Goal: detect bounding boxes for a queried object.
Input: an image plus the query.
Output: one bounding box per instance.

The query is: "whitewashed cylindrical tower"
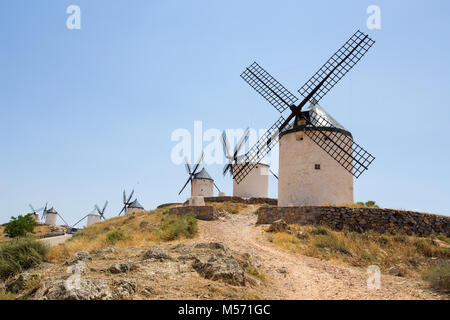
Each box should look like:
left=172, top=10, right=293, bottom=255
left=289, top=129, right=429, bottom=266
left=233, top=163, right=269, bottom=198
left=31, top=213, right=39, bottom=222
left=45, top=208, right=58, bottom=226
left=278, top=103, right=354, bottom=207
left=191, top=168, right=214, bottom=197
left=87, top=214, right=101, bottom=226
left=127, top=199, right=144, bottom=214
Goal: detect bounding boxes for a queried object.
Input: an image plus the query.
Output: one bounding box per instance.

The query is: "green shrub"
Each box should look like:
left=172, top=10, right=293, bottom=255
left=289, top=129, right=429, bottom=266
left=106, top=229, right=126, bottom=244
left=365, top=201, right=378, bottom=208
left=159, top=214, right=198, bottom=241
left=0, top=238, right=49, bottom=280
left=4, top=214, right=37, bottom=238
left=356, top=201, right=379, bottom=208
left=423, top=262, right=450, bottom=291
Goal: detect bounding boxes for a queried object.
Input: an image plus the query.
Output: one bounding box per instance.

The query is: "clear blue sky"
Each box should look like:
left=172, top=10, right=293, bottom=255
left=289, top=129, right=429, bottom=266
left=1, top=0, right=449, bottom=224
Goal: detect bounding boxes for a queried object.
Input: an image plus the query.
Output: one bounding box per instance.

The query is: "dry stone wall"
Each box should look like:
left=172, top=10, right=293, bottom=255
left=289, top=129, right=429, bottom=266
left=257, top=206, right=450, bottom=237
left=168, top=206, right=225, bottom=221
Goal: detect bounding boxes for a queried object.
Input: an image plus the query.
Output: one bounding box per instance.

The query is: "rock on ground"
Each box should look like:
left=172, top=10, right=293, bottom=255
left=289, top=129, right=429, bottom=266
left=267, top=219, right=290, bottom=233
left=35, top=278, right=112, bottom=300
left=192, top=254, right=245, bottom=286
left=108, top=261, right=135, bottom=274
left=142, top=247, right=170, bottom=261
left=65, top=251, right=92, bottom=265
left=91, top=247, right=118, bottom=256
left=113, top=279, right=137, bottom=299
left=5, top=273, right=40, bottom=294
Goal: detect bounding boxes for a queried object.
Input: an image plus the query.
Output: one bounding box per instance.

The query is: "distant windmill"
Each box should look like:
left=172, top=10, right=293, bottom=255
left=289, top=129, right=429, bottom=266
left=127, top=199, right=145, bottom=214
left=72, top=201, right=108, bottom=228
left=118, top=190, right=135, bottom=216
left=222, top=129, right=270, bottom=198
left=178, top=152, right=202, bottom=196
left=44, top=206, right=69, bottom=226
left=178, top=152, right=220, bottom=197
left=38, top=203, right=49, bottom=221
left=95, top=201, right=108, bottom=220
left=28, top=204, right=45, bottom=221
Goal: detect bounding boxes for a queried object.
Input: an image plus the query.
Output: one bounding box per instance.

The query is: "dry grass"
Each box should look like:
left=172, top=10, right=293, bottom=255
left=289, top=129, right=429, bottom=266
left=0, top=226, right=6, bottom=243
left=320, top=202, right=379, bottom=208
left=47, top=208, right=197, bottom=262
left=269, top=224, right=450, bottom=280
left=423, top=262, right=450, bottom=292
left=0, top=238, right=49, bottom=280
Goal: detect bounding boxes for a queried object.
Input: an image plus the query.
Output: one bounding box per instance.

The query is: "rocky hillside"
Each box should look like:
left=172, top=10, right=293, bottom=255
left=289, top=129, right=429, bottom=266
left=1, top=202, right=449, bottom=300
left=5, top=241, right=264, bottom=300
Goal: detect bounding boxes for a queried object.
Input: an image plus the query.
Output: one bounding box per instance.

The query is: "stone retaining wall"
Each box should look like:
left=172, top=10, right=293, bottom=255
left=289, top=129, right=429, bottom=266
left=256, top=206, right=450, bottom=237
left=157, top=203, right=182, bottom=209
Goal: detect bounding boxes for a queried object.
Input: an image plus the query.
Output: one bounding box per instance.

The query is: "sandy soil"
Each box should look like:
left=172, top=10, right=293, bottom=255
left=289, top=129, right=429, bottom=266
left=195, top=213, right=446, bottom=300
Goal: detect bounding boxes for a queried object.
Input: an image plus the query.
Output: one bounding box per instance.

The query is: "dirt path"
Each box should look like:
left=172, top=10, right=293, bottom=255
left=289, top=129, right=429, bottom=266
left=197, top=213, right=444, bottom=300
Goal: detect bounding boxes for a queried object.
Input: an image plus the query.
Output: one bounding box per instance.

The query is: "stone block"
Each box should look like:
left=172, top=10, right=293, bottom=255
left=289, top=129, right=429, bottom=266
left=188, top=196, right=205, bottom=206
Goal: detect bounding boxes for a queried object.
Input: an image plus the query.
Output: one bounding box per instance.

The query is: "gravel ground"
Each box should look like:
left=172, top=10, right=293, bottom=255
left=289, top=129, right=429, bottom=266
left=195, top=213, right=447, bottom=300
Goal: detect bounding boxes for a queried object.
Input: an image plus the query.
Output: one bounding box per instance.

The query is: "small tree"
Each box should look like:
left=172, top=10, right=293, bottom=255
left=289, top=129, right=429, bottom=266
left=365, top=201, right=378, bottom=208
left=4, top=214, right=37, bottom=238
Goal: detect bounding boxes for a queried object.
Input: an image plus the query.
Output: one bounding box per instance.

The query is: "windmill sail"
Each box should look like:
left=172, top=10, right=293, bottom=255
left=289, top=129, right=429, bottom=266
left=303, top=107, right=375, bottom=178
left=298, top=30, right=375, bottom=104
left=241, top=62, right=298, bottom=113
left=233, top=116, right=285, bottom=183
left=178, top=152, right=204, bottom=195
left=237, top=30, right=376, bottom=183
left=222, top=129, right=250, bottom=177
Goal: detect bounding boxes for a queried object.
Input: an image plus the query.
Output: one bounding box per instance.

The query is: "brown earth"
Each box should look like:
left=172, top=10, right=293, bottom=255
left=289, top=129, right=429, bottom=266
left=2, top=210, right=448, bottom=300
left=193, top=213, right=447, bottom=300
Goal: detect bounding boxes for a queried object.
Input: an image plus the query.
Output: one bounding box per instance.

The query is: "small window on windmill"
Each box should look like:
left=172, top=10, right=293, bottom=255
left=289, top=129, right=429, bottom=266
left=315, top=164, right=321, bottom=170
left=296, top=132, right=303, bottom=141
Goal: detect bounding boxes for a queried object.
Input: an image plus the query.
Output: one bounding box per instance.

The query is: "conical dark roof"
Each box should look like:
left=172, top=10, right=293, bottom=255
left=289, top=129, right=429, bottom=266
left=46, top=207, right=58, bottom=214
left=193, top=168, right=213, bottom=180
left=128, top=199, right=144, bottom=209
left=305, top=103, right=349, bottom=132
